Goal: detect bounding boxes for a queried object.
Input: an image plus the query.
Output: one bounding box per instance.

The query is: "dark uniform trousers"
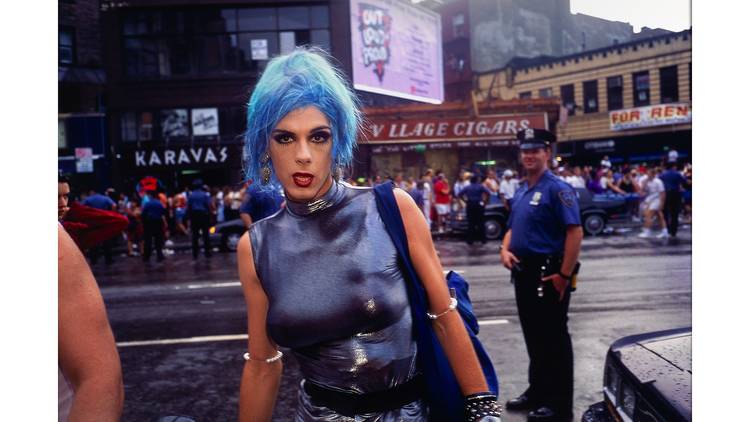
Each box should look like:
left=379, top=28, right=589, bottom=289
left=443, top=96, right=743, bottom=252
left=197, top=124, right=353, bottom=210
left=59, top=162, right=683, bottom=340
left=190, top=211, right=211, bottom=258
left=664, top=191, right=682, bottom=236
left=466, top=202, right=485, bottom=244
left=142, top=218, right=164, bottom=261
left=512, top=256, right=573, bottom=416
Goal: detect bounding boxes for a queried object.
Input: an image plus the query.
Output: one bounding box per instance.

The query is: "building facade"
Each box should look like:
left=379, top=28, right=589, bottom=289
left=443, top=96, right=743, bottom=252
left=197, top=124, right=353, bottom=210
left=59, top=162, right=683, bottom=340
left=101, top=0, right=352, bottom=192
left=59, top=0, right=110, bottom=191
left=475, top=29, right=692, bottom=165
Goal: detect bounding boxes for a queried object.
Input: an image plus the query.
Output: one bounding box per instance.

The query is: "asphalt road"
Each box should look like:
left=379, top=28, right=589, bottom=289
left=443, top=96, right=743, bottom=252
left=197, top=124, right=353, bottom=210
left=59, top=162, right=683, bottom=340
left=92, top=227, right=692, bottom=422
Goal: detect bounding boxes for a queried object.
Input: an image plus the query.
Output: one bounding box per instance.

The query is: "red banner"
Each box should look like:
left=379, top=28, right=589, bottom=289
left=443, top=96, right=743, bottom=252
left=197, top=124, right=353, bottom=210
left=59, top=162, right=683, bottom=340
left=362, top=113, right=548, bottom=143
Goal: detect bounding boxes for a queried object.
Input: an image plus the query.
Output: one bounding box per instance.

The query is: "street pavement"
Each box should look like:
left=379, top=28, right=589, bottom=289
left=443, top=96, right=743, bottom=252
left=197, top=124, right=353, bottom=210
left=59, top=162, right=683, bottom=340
left=91, top=225, right=692, bottom=422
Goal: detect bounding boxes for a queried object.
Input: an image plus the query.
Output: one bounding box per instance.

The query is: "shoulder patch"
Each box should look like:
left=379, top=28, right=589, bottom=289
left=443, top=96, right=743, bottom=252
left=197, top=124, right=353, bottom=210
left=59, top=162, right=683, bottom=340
left=558, top=190, right=576, bottom=208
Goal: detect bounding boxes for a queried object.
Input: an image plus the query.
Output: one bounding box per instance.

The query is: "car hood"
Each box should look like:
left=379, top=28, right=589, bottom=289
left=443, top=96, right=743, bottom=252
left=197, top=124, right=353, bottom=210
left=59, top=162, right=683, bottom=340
left=612, top=327, right=691, bottom=419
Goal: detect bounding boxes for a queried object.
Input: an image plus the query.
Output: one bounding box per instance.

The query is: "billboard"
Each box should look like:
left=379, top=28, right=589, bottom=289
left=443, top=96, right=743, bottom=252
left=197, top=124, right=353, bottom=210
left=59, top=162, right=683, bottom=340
left=350, top=0, right=443, bottom=104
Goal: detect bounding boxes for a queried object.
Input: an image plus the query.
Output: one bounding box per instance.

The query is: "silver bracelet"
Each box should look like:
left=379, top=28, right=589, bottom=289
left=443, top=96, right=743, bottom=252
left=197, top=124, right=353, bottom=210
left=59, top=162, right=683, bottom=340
left=427, top=297, right=458, bottom=320
left=243, top=350, right=283, bottom=363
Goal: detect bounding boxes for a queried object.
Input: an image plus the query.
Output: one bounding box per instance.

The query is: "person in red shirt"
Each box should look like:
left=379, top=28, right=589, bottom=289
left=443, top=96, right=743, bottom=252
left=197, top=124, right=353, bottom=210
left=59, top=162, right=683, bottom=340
left=433, top=171, right=452, bottom=234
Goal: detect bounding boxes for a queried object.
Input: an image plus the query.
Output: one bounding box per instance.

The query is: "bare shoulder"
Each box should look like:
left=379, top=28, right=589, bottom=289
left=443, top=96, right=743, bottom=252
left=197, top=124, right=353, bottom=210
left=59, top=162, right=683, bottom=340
left=393, top=187, right=418, bottom=211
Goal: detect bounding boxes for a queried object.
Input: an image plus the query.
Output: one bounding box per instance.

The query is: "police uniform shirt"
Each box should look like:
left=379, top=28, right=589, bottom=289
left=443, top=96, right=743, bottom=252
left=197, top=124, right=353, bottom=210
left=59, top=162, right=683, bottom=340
left=141, top=199, right=165, bottom=221
left=508, top=170, right=581, bottom=258
left=459, top=183, right=492, bottom=204
left=187, top=189, right=211, bottom=213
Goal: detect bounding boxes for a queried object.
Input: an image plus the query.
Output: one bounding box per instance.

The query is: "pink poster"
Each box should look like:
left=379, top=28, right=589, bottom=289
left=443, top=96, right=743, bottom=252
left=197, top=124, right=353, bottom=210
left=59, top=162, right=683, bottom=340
left=350, top=0, right=444, bottom=104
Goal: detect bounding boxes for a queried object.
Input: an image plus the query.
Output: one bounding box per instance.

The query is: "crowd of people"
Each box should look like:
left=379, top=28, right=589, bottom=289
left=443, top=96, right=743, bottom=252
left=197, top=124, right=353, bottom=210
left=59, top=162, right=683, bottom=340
left=339, top=153, right=692, bottom=241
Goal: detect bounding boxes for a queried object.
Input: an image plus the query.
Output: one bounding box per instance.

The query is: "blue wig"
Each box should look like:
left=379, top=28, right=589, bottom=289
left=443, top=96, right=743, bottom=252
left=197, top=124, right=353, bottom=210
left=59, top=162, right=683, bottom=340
left=243, top=47, right=362, bottom=189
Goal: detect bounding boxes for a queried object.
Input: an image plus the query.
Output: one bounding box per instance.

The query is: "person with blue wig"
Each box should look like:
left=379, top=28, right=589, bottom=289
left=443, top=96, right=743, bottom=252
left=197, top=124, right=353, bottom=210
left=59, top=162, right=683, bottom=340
left=236, top=47, right=502, bottom=422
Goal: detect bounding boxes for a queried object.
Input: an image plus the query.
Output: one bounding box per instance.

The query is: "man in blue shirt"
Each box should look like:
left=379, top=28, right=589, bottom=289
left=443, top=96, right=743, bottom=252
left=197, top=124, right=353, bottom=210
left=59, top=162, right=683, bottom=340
left=239, top=182, right=284, bottom=229
left=659, top=162, right=687, bottom=237
left=500, top=128, right=583, bottom=421
left=82, top=189, right=117, bottom=265
left=141, top=190, right=166, bottom=262
left=458, top=175, right=491, bottom=244
left=187, top=179, right=215, bottom=259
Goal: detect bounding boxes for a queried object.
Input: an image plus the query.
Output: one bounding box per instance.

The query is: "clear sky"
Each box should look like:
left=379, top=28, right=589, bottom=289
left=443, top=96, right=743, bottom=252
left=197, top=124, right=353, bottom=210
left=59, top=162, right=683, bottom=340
left=570, top=0, right=692, bottom=33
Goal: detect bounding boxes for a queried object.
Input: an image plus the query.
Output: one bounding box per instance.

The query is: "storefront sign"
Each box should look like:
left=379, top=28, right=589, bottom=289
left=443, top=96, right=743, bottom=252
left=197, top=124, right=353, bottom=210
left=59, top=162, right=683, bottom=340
left=364, top=113, right=547, bottom=143
left=350, top=0, right=443, bottom=104
left=133, top=146, right=229, bottom=168
left=609, top=103, right=691, bottom=131
left=191, top=108, right=219, bottom=136
left=371, top=139, right=518, bottom=154
left=75, top=147, right=94, bottom=173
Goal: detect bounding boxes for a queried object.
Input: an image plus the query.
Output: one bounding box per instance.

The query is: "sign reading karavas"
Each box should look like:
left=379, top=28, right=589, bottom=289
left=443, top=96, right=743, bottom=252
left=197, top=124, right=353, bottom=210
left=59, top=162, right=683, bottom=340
left=363, top=114, right=548, bottom=143
left=610, top=103, right=691, bottom=131
left=350, top=0, right=443, bottom=104
left=133, top=146, right=229, bottom=168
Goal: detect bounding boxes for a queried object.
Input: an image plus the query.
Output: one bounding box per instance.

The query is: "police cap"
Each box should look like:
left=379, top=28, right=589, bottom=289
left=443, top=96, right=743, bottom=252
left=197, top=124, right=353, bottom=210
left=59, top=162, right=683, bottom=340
left=517, top=128, right=556, bottom=150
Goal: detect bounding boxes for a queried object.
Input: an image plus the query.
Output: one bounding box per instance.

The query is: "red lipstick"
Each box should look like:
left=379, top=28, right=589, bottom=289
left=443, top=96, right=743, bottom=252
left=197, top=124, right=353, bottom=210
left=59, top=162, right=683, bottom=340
left=292, top=172, right=314, bottom=188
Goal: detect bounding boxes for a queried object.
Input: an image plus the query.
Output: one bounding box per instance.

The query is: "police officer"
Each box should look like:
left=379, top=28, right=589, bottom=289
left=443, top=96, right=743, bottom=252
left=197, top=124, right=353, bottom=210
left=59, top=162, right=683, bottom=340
left=187, top=179, right=215, bottom=259
left=458, top=175, right=491, bottom=244
left=500, top=128, right=583, bottom=421
left=141, top=190, right=166, bottom=263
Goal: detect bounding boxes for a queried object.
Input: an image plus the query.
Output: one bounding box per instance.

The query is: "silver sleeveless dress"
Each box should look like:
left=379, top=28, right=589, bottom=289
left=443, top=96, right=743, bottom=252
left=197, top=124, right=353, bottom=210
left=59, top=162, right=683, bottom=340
left=249, top=181, right=428, bottom=421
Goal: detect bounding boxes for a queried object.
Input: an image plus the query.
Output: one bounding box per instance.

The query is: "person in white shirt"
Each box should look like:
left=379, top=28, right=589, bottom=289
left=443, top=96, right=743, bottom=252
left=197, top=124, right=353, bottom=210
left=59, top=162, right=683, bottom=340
left=600, top=155, right=612, bottom=169
left=564, top=166, right=586, bottom=189
left=499, top=169, right=517, bottom=208
left=638, top=168, right=668, bottom=238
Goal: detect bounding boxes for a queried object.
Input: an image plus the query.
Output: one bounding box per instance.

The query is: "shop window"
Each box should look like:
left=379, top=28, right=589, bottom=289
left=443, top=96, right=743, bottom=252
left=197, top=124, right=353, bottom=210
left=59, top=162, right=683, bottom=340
left=139, top=112, right=154, bottom=141
left=195, top=9, right=236, bottom=33
left=59, top=28, right=75, bottom=65
left=632, top=71, right=650, bottom=107
left=519, top=91, right=532, bottom=99
left=310, top=6, right=329, bottom=28
left=311, top=29, right=331, bottom=51
left=239, top=32, right=279, bottom=72
left=539, top=88, right=553, bottom=98
left=197, top=34, right=239, bottom=73
left=560, top=84, right=576, bottom=116
left=659, top=65, right=679, bottom=103
left=583, top=80, right=598, bottom=113
left=606, top=75, right=623, bottom=111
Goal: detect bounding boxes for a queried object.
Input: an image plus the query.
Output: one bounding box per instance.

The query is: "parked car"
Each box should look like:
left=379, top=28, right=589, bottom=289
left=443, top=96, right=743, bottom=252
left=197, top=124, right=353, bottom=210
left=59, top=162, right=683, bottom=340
left=577, top=189, right=633, bottom=236
left=209, top=218, right=246, bottom=252
left=450, top=188, right=633, bottom=239
left=449, top=202, right=509, bottom=241
left=582, top=327, right=691, bottom=422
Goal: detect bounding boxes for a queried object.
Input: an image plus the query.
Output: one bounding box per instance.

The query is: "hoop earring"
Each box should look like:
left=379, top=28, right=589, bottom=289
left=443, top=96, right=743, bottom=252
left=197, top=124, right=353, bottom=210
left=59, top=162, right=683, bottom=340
left=261, top=153, right=271, bottom=185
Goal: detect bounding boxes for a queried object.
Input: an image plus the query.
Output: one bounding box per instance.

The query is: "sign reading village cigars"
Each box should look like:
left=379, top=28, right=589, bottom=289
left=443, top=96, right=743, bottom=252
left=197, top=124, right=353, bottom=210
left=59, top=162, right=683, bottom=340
left=126, top=145, right=240, bottom=169
left=362, top=113, right=548, bottom=144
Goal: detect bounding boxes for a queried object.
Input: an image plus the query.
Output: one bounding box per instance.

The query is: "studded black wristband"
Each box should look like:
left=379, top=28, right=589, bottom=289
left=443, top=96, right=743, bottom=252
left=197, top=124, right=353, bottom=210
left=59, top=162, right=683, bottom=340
left=464, top=392, right=503, bottom=421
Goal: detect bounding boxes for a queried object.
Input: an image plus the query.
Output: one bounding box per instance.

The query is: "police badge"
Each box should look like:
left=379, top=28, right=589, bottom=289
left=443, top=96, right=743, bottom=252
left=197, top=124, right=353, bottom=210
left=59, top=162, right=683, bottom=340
left=530, top=191, right=542, bottom=206
left=558, top=190, right=577, bottom=208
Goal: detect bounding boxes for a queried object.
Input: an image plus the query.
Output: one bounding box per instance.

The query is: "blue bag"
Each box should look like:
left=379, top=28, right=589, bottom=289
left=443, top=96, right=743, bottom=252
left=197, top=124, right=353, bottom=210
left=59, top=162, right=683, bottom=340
left=373, top=183, right=499, bottom=422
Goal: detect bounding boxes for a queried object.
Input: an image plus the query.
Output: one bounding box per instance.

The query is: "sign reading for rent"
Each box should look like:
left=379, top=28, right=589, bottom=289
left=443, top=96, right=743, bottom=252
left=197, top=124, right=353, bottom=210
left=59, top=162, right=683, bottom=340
left=610, top=103, right=691, bottom=131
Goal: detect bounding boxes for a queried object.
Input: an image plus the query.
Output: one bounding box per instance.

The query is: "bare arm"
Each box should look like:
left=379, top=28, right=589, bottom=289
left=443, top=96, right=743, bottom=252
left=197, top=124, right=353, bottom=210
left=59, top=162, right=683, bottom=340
left=393, top=189, right=489, bottom=395
left=58, top=225, right=124, bottom=422
left=237, top=232, right=282, bottom=422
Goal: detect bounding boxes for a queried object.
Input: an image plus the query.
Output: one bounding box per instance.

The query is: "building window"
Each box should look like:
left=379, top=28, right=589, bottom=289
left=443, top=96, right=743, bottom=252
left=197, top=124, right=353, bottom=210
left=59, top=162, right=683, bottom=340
left=632, top=71, right=650, bottom=107
left=606, top=76, right=623, bottom=111
left=121, top=113, right=138, bottom=142
left=122, top=5, right=330, bottom=79
left=659, top=65, right=679, bottom=103
left=560, top=84, right=576, bottom=116
left=583, top=80, right=598, bottom=113
left=539, top=87, right=553, bottom=98
left=519, top=91, right=532, bottom=99
left=452, top=13, right=466, bottom=37
left=59, top=28, right=75, bottom=65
